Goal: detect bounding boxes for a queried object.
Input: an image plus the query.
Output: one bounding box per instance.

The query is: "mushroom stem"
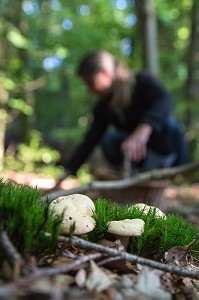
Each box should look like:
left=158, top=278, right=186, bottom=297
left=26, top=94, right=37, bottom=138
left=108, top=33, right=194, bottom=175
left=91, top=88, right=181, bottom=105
left=107, top=219, right=145, bottom=251
left=115, top=235, right=130, bottom=250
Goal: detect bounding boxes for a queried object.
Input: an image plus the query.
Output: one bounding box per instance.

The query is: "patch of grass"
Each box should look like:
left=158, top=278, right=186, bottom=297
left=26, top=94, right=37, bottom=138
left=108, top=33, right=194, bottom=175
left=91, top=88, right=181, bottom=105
left=0, top=178, right=62, bottom=258
left=88, top=198, right=199, bottom=260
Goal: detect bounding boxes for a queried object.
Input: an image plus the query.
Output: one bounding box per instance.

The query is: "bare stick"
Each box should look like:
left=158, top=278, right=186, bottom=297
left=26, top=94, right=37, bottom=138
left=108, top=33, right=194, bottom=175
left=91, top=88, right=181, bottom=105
left=58, top=236, right=199, bottom=279
left=97, top=256, right=124, bottom=266
left=164, top=205, right=199, bottom=216
left=46, top=161, right=199, bottom=201
left=0, top=252, right=104, bottom=299
left=122, top=151, right=133, bottom=178
left=185, top=234, right=199, bottom=255
left=0, top=231, right=28, bottom=277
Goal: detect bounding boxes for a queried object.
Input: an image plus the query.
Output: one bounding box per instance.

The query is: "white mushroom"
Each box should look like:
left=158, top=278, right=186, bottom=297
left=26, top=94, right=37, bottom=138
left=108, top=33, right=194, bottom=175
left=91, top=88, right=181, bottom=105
left=107, top=219, right=145, bottom=249
left=131, top=203, right=166, bottom=219
left=49, top=194, right=96, bottom=235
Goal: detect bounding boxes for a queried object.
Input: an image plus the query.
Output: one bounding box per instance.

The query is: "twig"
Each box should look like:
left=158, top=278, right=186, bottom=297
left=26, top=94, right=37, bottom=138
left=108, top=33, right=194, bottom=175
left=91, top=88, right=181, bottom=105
left=21, top=77, right=45, bottom=92
left=46, top=184, right=89, bottom=201
left=164, top=205, right=199, bottom=216
left=46, top=161, right=199, bottom=201
left=0, top=231, right=28, bottom=277
left=58, top=236, right=199, bottom=279
left=0, top=252, right=104, bottom=299
left=61, top=250, right=79, bottom=259
left=97, top=256, right=124, bottom=266
left=123, top=151, right=133, bottom=178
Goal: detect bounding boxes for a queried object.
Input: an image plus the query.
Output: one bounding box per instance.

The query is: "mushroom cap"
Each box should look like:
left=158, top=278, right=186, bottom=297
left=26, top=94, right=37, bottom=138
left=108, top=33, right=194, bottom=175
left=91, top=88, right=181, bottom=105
left=107, top=219, right=145, bottom=236
left=132, top=203, right=166, bottom=218
left=61, top=213, right=96, bottom=235
left=49, top=194, right=96, bottom=234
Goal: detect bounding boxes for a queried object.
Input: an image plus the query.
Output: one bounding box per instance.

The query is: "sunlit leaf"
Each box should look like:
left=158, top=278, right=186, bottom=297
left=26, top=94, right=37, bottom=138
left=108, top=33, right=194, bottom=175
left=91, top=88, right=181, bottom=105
left=8, top=98, right=33, bottom=115
left=7, top=29, right=29, bottom=49
left=0, top=78, right=16, bottom=91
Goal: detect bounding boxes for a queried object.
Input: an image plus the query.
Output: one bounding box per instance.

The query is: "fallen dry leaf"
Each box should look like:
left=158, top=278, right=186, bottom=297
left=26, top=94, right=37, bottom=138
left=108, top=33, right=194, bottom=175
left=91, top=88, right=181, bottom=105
left=75, top=268, right=87, bottom=288
left=136, top=267, right=172, bottom=300
left=29, top=275, right=74, bottom=294
left=86, top=260, right=116, bottom=292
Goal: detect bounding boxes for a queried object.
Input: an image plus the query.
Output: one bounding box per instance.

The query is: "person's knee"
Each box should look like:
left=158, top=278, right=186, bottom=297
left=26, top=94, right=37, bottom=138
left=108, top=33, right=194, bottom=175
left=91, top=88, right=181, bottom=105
left=167, top=118, right=189, bottom=166
left=100, top=132, right=112, bottom=151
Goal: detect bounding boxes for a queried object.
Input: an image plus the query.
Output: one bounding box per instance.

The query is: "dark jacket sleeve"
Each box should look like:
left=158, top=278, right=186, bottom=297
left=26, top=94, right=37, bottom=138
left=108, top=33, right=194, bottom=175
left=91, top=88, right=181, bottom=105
left=137, top=71, right=173, bottom=132
left=65, top=103, right=109, bottom=175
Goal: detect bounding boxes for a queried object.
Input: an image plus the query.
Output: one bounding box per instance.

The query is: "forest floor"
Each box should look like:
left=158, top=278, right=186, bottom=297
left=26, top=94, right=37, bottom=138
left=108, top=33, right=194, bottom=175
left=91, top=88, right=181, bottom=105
left=1, top=170, right=199, bottom=299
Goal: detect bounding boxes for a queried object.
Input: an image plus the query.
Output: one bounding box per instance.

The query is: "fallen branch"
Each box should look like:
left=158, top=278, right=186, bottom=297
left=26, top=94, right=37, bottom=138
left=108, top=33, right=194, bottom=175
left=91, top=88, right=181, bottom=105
left=0, top=231, right=29, bottom=277
left=1, top=235, right=199, bottom=299
left=58, top=236, right=199, bottom=279
left=164, top=205, right=199, bottom=216
left=97, top=255, right=125, bottom=266
left=46, top=161, right=199, bottom=201
left=0, top=252, right=104, bottom=299
left=21, top=77, right=46, bottom=92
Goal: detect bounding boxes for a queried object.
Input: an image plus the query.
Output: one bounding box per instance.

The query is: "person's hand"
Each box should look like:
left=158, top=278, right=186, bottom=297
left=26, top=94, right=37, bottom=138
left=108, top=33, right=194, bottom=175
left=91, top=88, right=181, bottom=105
left=121, top=124, right=152, bottom=162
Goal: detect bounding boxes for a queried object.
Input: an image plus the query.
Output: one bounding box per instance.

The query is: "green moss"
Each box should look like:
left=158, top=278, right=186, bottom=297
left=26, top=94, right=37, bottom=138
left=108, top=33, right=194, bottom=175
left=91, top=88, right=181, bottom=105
left=1, top=181, right=197, bottom=262
left=88, top=198, right=199, bottom=260
left=0, top=179, right=62, bottom=258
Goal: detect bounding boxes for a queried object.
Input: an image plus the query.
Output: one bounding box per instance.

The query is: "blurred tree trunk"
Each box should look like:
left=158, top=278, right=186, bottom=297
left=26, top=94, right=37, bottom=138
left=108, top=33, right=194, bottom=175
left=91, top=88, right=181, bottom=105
left=11, top=0, right=32, bottom=143
left=185, top=0, right=199, bottom=127
left=0, top=84, right=9, bottom=170
left=135, top=0, right=159, bottom=76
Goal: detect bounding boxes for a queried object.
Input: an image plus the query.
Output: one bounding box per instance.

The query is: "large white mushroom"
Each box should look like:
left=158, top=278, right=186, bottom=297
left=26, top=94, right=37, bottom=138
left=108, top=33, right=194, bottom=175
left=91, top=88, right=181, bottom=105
left=49, top=194, right=96, bottom=235
left=130, top=203, right=166, bottom=219
left=107, top=218, right=145, bottom=249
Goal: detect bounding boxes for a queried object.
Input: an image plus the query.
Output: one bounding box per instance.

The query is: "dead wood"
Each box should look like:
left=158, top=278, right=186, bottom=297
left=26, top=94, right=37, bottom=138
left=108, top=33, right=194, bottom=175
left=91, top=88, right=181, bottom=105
left=46, top=161, right=199, bottom=201
left=0, top=252, right=104, bottom=299
left=1, top=235, right=199, bottom=299
left=1, top=232, right=199, bottom=300
left=97, top=255, right=126, bottom=266
left=59, top=236, right=199, bottom=279
left=0, top=231, right=31, bottom=277
left=164, top=205, right=199, bottom=216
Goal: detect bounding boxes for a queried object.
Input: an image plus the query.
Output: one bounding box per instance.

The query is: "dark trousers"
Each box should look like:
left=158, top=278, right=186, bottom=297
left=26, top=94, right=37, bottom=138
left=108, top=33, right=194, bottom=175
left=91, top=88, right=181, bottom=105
left=100, top=118, right=189, bottom=171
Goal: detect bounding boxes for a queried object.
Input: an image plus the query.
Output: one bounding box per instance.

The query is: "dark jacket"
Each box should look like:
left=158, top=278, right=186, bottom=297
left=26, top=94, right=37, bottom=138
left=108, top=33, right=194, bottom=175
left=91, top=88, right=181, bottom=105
left=65, top=71, right=177, bottom=175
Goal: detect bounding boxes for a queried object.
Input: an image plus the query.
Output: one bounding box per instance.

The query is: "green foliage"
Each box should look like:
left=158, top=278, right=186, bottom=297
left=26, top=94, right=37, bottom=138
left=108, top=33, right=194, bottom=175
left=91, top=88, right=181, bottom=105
left=76, top=164, right=94, bottom=184
left=51, top=126, right=88, bottom=144
left=88, top=198, right=199, bottom=260
left=0, top=179, right=62, bottom=258
left=1, top=0, right=199, bottom=171
left=8, top=98, right=33, bottom=115
left=4, top=130, right=61, bottom=176
left=7, top=27, right=29, bottom=49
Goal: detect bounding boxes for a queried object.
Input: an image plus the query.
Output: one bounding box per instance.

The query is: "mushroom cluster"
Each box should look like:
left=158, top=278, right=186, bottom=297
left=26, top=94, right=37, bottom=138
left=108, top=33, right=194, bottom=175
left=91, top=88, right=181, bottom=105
left=49, top=194, right=96, bottom=235
left=49, top=194, right=165, bottom=251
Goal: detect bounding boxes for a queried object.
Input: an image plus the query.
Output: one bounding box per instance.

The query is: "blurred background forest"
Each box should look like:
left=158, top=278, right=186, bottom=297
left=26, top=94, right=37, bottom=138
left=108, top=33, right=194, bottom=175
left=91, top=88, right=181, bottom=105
left=0, top=0, right=198, bottom=179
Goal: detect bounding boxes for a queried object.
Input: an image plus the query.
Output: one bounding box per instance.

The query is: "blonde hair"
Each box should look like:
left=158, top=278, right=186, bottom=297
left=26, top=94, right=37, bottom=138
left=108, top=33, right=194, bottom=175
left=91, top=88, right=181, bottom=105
left=77, top=50, right=135, bottom=111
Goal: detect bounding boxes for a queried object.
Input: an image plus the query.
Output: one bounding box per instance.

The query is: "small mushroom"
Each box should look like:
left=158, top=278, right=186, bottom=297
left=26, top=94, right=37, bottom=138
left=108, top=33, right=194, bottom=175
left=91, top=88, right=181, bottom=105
left=107, top=219, right=145, bottom=249
left=131, top=203, right=166, bottom=218
left=49, top=194, right=96, bottom=235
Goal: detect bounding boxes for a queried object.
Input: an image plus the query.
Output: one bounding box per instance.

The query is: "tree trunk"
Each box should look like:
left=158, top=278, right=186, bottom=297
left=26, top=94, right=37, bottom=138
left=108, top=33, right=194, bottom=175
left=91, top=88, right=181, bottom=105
left=185, top=0, right=199, bottom=127
left=135, top=0, right=159, bottom=76
left=0, top=84, right=9, bottom=170
left=3, top=0, right=33, bottom=143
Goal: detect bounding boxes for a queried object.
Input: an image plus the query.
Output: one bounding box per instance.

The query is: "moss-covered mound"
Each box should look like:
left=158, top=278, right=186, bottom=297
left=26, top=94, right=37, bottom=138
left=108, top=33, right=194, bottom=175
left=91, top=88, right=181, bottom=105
left=88, top=198, right=199, bottom=260
left=0, top=179, right=62, bottom=258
